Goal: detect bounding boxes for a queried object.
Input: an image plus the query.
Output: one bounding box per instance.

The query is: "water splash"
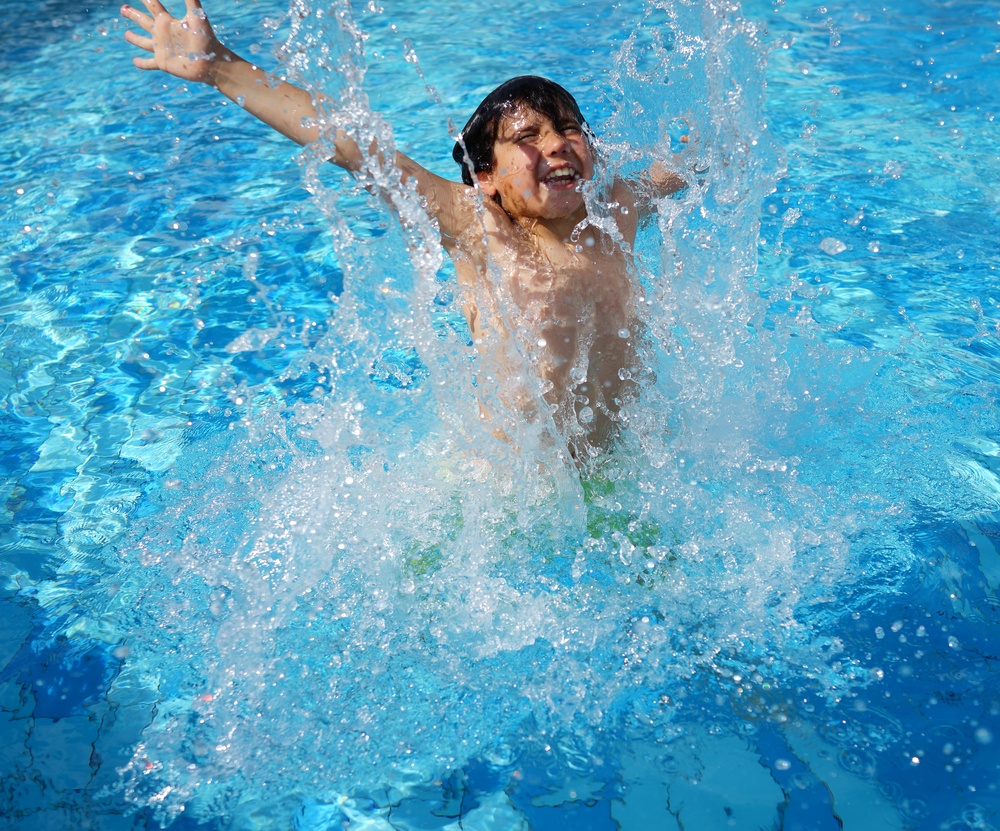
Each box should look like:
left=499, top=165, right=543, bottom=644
left=87, top=0, right=914, bottom=823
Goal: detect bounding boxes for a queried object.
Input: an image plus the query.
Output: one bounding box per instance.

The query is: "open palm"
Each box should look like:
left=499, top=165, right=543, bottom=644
left=123, top=0, right=221, bottom=84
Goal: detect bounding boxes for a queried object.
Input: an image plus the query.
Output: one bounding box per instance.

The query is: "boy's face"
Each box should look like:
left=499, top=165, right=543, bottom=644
left=477, top=106, right=594, bottom=224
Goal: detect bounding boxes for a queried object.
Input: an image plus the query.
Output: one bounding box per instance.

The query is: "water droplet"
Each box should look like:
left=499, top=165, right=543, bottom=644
left=820, top=237, right=847, bottom=255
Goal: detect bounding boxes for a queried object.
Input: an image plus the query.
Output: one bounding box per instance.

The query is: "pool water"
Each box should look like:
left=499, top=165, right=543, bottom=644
left=2, top=0, right=999, bottom=829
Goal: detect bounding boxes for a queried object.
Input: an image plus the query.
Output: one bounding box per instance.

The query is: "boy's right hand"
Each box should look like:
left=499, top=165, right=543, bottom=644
left=122, top=0, right=226, bottom=85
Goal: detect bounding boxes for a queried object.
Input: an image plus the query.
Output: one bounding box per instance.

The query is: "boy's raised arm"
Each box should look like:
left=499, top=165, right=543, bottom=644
left=124, top=0, right=461, bottom=183
left=122, top=0, right=475, bottom=240
left=122, top=0, right=370, bottom=168
left=646, top=160, right=689, bottom=199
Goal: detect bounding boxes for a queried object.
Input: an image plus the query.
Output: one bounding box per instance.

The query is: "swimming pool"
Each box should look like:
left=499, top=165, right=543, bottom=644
left=2, top=0, right=998, bottom=828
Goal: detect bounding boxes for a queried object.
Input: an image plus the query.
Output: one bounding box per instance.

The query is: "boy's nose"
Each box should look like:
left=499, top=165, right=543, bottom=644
left=541, top=130, right=570, bottom=154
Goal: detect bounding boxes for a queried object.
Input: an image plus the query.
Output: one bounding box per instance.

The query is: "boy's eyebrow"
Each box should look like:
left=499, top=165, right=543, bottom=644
left=496, top=111, right=579, bottom=141
left=504, top=124, right=535, bottom=138
left=495, top=118, right=534, bottom=141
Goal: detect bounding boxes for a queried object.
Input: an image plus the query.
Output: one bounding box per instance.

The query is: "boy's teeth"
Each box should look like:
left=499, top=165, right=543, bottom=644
left=544, top=169, right=575, bottom=183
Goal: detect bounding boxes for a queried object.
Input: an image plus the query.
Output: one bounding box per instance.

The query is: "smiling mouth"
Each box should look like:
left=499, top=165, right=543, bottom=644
left=541, top=167, right=580, bottom=188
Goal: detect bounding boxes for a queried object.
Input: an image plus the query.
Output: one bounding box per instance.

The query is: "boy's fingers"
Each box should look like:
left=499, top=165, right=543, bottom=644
left=136, top=0, right=168, bottom=14
left=185, top=0, right=205, bottom=14
left=124, top=29, right=154, bottom=51
left=120, top=5, right=153, bottom=32
left=132, top=56, right=159, bottom=71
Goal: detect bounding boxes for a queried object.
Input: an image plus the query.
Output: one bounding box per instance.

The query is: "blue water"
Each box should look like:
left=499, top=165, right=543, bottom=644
left=2, top=0, right=999, bottom=829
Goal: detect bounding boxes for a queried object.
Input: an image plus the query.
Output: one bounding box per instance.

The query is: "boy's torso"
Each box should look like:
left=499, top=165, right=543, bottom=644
left=451, top=199, right=641, bottom=452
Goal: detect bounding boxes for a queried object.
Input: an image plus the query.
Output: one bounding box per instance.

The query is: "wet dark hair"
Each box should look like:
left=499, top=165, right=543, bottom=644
left=452, top=76, right=589, bottom=186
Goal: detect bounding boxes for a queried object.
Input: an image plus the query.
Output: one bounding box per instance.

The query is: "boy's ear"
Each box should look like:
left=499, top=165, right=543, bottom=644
left=476, top=170, right=497, bottom=197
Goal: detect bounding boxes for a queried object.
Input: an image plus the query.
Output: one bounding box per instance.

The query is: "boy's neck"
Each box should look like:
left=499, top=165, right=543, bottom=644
left=515, top=207, right=589, bottom=246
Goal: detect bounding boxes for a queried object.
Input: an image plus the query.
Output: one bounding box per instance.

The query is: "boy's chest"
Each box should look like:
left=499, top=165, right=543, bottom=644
left=490, top=232, right=634, bottom=323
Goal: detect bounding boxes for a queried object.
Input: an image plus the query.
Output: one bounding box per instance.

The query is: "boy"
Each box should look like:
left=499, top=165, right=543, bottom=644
left=122, top=0, right=686, bottom=461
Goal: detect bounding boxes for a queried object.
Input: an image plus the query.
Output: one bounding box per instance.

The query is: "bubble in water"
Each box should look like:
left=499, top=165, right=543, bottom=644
left=883, top=159, right=903, bottom=178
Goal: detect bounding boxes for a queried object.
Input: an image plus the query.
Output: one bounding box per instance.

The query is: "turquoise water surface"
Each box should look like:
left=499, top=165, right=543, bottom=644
left=2, top=0, right=999, bottom=829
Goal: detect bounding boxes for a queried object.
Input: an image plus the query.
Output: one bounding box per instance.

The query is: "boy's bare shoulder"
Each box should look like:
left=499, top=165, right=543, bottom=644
left=393, top=153, right=482, bottom=243
left=449, top=198, right=523, bottom=255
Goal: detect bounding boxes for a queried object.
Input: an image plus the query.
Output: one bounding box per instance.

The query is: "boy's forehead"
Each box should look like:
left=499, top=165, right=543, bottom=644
left=496, top=105, right=575, bottom=135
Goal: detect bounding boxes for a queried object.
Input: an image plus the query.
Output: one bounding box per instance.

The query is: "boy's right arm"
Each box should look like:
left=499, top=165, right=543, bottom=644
left=122, top=0, right=475, bottom=236
left=123, top=0, right=367, bottom=168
